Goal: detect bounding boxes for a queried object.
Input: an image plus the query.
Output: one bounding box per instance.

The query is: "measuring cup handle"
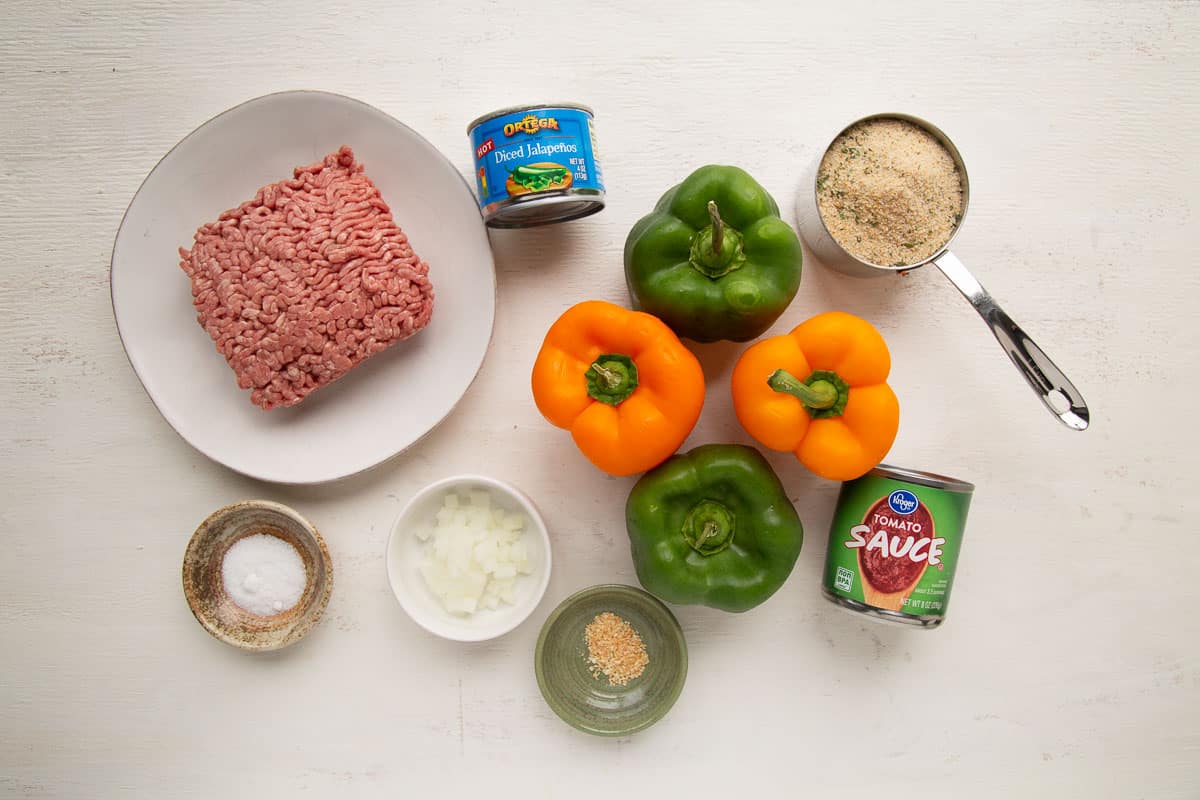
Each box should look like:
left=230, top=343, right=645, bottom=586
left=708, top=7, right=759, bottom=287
left=933, top=252, right=1090, bottom=431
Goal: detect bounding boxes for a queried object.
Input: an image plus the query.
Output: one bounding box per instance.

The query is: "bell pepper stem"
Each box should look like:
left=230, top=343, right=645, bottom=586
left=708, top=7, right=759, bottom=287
left=768, top=369, right=851, bottom=419
left=707, top=200, right=723, bottom=256
left=689, top=201, right=746, bottom=279
left=682, top=499, right=735, bottom=555
left=695, top=520, right=719, bottom=549
left=591, top=363, right=623, bottom=389
left=585, top=353, right=639, bottom=406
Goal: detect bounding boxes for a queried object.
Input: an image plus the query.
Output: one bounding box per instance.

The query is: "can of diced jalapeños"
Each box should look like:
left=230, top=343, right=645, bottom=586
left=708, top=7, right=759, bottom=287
left=822, top=465, right=974, bottom=629
left=467, top=104, right=605, bottom=228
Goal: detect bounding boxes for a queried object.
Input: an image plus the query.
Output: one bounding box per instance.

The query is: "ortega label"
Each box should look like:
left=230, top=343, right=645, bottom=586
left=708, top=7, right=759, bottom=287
left=823, top=472, right=972, bottom=619
left=468, top=106, right=604, bottom=209
left=503, top=114, right=560, bottom=136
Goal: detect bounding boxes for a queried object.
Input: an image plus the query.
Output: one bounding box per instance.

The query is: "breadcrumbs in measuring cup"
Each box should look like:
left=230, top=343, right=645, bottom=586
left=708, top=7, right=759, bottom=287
left=816, top=117, right=964, bottom=267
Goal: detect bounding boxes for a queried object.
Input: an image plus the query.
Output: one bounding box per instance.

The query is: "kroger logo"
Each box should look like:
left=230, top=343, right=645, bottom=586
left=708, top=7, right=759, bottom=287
left=888, top=490, right=919, bottom=515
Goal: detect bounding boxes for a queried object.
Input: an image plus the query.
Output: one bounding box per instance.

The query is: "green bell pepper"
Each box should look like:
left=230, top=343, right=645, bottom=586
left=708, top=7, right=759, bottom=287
left=624, top=165, right=803, bottom=343
left=625, top=444, right=804, bottom=613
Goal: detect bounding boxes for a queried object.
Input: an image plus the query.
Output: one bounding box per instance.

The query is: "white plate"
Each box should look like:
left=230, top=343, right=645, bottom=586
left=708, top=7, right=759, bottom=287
left=111, top=91, right=495, bottom=484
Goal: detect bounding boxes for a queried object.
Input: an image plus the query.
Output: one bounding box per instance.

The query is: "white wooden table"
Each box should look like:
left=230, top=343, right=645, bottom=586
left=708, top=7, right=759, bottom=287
left=2, top=2, right=1197, bottom=796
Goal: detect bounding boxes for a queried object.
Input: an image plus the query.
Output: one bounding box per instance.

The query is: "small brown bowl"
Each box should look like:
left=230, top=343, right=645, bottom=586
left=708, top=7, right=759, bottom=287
left=182, top=500, right=333, bottom=651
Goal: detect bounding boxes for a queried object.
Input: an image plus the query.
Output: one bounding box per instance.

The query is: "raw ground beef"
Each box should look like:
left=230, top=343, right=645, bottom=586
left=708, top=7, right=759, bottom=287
left=179, top=145, right=434, bottom=410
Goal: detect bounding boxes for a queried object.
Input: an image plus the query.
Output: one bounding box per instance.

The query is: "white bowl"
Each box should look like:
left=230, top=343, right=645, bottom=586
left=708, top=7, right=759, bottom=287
left=386, top=475, right=552, bottom=642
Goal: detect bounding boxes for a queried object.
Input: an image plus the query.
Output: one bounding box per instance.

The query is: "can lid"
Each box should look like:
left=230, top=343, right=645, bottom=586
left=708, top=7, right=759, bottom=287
left=486, top=195, right=604, bottom=228
left=823, top=592, right=944, bottom=628
left=869, top=464, right=974, bottom=494
left=467, top=103, right=595, bottom=133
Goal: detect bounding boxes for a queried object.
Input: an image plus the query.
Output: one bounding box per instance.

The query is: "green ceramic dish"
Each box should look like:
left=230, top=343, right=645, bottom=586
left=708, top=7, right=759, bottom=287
left=534, top=584, right=687, bottom=736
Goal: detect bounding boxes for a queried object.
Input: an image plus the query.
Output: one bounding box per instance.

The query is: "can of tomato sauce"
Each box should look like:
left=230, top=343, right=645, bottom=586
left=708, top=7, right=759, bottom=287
left=466, top=104, right=605, bottom=228
left=822, top=465, right=974, bottom=628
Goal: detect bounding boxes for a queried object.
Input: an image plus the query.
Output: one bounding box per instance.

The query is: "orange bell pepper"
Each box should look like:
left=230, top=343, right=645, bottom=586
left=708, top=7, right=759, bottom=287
left=731, top=311, right=899, bottom=481
left=532, top=300, right=705, bottom=476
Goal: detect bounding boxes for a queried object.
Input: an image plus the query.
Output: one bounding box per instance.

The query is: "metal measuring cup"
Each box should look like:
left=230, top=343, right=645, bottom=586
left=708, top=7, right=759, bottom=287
left=795, top=113, right=1089, bottom=431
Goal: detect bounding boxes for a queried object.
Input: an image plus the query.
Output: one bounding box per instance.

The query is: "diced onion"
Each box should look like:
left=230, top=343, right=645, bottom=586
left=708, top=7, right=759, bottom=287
left=417, top=490, right=534, bottom=616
